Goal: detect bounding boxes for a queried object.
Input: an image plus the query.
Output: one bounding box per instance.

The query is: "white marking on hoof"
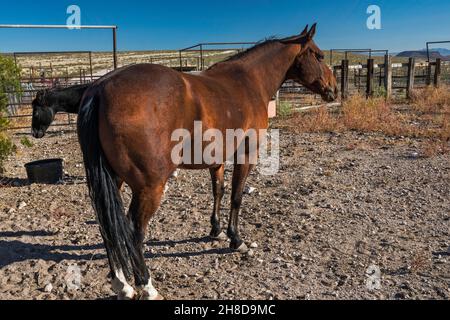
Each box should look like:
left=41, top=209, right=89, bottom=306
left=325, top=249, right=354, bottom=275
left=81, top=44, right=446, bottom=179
left=171, top=169, right=180, bottom=179
left=138, top=279, right=162, bottom=300
left=211, top=231, right=228, bottom=242
left=164, top=183, right=170, bottom=195
left=112, top=269, right=136, bottom=300
left=236, top=242, right=249, bottom=254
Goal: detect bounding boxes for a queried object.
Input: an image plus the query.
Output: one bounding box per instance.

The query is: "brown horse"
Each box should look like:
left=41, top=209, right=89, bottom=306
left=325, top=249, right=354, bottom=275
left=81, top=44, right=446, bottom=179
left=77, top=24, right=337, bottom=300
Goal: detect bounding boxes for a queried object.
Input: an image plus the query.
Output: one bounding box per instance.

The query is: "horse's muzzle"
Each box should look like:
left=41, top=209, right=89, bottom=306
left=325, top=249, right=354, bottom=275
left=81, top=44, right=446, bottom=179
left=32, top=129, right=45, bottom=139
left=323, top=87, right=338, bottom=102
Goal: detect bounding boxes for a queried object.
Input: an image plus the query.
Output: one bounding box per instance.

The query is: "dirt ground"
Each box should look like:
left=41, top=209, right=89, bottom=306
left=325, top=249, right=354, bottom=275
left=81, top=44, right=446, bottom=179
left=0, top=122, right=449, bottom=300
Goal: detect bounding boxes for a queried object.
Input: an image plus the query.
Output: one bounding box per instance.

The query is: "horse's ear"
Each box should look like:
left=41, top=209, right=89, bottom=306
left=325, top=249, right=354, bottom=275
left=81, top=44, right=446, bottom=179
left=307, top=23, right=317, bottom=40
left=36, top=89, right=48, bottom=103
left=300, top=25, right=309, bottom=36
left=281, top=23, right=316, bottom=45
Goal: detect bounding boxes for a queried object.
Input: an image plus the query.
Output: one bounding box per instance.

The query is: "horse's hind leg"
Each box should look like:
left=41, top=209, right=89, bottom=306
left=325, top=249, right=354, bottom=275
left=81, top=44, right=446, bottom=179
left=227, top=163, right=255, bottom=253
left=129, top=184, right=166, bottom=300
left=111, top=269, right=136, bottom=300
left=209, top=165, right=227, bottom=241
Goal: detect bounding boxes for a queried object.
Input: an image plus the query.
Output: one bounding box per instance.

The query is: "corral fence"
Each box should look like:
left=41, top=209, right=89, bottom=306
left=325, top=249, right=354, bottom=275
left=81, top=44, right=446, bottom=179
left=178, top=42, right=257, bottom=71
left=4, top=50, right=103, bottom=130
left=334, top=56, right=448, bottom=101
left=0, top=24, right=117, bottom=130
left=2, top=28, right=449, bottom=130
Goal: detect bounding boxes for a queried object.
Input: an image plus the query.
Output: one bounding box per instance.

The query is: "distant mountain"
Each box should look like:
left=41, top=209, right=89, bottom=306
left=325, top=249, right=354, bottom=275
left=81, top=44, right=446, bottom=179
left=427, top=48, right=450, bottom=56
left=396, top=50, right=450, bottom=61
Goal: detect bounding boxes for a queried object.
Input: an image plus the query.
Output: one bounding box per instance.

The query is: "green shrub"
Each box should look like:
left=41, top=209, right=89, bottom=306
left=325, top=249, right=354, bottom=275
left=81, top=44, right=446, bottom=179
left=0, top=55, right=21, bottom=173
left=278, top=101, right=294, bottom=118
left=373, top=86, right=387, bottom=99
left=20, top=136, right=33, bottom=148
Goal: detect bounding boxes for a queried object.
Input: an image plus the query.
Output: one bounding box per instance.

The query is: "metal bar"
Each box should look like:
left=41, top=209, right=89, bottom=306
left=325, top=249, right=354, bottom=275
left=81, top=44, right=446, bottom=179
left=0, top=24, right=117, bottom=29
left=8, top=122, right=77, bottom=131
left=89, top=52, right=93, bottom=80
left=200, top=44, right=204, bottom=71
left=179, top=44, right=202, bottom=52
left=426, top=40, right=450, bottom=62
left=113, top=28, right=118, bottom=69
left=181, top=42, right=255, bottom=49
left=12, top=50, right=93, bottom=55
left=180, top=42, right=256, bottom=52
left=384, top=55, right=392, bottom=99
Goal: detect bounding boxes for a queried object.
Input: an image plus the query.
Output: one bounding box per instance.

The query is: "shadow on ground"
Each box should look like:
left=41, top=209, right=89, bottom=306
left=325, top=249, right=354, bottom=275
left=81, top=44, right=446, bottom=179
left=0, top=230, right=232, bottom=269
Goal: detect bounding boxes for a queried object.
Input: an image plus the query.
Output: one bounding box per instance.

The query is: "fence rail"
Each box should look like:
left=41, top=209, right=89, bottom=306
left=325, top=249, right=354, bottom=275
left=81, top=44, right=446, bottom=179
left=3, top=48, right=449, bottom=131
left=334, top=56, right=448, bottom=100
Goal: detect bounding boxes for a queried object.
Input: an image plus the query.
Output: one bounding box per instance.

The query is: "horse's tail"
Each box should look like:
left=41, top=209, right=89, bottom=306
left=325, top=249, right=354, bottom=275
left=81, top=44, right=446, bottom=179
left=77, top=95, right=138, bottom=281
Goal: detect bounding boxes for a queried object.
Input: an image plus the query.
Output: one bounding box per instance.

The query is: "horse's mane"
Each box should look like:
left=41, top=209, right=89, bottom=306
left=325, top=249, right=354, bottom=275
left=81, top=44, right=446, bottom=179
left=207, top=37, right=281, bottom=70
left=35, top=83, right=90, bottom=104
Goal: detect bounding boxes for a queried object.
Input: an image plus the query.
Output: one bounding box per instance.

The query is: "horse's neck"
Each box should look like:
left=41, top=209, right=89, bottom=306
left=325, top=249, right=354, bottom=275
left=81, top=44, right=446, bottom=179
left=207, top=43, right=299, bottom=103
left=51, top=87, right=84, bottom=114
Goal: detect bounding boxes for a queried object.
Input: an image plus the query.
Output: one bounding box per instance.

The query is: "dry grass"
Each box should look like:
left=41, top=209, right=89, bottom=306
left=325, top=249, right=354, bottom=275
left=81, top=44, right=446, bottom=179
left=287, top=86, right=450, bottom=157
left=410, top=86, right=450, bottom=114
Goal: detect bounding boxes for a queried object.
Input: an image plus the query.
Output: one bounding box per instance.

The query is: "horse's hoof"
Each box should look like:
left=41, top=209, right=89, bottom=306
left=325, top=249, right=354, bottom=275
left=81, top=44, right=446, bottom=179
left=171, top=170, right=180, bottom=179
left=117, top=291, right=136, bottom=300
left=154, top=294, right=165, bottom=301
left=233, top=242, right=249, bottom=254
left=138, top=291, right=165, bottom=301
left=210, top=231, right=228, bottom=242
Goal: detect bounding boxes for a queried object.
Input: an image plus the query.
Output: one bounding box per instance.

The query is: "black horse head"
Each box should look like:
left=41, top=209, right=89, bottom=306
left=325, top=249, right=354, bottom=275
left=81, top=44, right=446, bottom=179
left=31, top=84, right=90, bottom=139
left=32, top=89, right=55, bottom=139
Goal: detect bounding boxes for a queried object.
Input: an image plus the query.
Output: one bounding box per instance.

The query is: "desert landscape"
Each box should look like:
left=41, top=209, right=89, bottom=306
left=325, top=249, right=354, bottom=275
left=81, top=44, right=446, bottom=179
left=0, top=90, right=449, bottom=300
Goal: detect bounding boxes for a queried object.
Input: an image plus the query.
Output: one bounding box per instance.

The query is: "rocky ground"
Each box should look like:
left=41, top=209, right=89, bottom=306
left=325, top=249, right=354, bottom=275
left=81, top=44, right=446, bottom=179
left=0, top=124, right=449, bottom=300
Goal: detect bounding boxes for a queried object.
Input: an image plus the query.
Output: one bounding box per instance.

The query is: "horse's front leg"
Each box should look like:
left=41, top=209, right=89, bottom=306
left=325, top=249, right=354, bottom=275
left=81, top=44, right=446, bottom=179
left=209, top=165, right=227, bottom=241
left=227, top=163, right=255, bottom=253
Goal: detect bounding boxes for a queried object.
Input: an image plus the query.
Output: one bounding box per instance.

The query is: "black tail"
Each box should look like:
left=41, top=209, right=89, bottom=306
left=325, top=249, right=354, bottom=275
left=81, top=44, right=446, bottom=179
left=77, top=95, right=139, bottom=282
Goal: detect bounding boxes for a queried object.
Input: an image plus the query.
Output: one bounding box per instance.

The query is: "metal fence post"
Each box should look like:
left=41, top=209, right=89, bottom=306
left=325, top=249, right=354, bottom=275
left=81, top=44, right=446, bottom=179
left=407, top=58, right=416, bottom=99
left=89, top=52, right=93, bottom=81
left=366, top=59, right=374, bottom=98
left=434, top=58, right=441, bottom=88
left=113, top=27, right=118, bottom=69
left=384, top=55, right=392, bottom=100
left=341, top=59, right=349, bottom=100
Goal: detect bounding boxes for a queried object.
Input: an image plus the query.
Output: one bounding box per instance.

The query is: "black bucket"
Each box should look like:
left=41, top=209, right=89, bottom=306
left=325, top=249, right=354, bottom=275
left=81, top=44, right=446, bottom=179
left=25, top=159, right=64, bottom=184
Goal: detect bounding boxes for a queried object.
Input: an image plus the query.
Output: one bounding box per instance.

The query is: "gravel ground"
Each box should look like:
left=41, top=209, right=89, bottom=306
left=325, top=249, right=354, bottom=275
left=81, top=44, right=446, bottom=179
left=0, top=124, right=449, bottom=300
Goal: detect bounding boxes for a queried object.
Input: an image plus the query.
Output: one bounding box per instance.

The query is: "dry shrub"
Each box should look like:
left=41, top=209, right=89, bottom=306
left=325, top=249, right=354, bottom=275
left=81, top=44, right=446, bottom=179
left=288, top=91, right=450, bottom=157
left=341, top=95, right=397, bottom=133
left=290, top=94, right=406, bottom=135
left=293, top=106, right=339, bottom=133
left=410, top=86, right=450, bottom=114
left=420, top=140, right=450, bottom=158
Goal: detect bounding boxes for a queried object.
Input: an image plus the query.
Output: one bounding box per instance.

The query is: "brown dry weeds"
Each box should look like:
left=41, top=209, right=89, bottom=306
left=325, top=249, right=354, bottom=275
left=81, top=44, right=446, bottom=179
left=286, top=86, right=450, bottom=157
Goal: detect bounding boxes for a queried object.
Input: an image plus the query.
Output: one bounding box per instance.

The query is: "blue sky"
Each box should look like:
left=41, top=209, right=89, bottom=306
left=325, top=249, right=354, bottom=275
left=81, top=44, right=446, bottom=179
left=0, top=0, right=449, bottom=53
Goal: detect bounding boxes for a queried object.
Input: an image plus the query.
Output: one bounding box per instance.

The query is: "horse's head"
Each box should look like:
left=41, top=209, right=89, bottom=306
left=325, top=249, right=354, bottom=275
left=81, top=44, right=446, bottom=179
left=282, top=24, right=338, bottom=102
left=31, top=89, right=55, bottom=139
